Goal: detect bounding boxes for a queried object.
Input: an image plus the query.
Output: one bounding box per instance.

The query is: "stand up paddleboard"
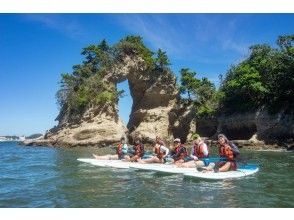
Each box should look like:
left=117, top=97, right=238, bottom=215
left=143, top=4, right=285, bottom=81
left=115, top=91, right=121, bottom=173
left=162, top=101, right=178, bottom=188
left=77, top=158, right=132, bottom=169
left=78, top=158, right=260, bottom=179
left=129, top=163, right=197, bottom=174
left=184, top=164, right=259, bottom=180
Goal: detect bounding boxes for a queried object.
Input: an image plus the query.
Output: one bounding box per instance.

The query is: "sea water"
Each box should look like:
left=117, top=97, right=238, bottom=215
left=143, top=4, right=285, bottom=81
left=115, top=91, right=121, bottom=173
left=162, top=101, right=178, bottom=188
left=0, top=141, right=293, bottom=207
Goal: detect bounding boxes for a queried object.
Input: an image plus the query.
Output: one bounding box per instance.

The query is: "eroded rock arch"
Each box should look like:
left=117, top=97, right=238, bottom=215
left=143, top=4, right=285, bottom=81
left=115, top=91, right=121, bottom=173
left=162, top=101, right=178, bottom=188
left=43, top=55, right=196, bottom=147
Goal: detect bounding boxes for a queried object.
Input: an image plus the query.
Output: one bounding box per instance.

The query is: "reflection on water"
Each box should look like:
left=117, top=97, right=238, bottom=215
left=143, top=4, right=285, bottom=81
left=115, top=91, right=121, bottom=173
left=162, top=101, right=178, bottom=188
left=0, top=142, right=293, bottom=207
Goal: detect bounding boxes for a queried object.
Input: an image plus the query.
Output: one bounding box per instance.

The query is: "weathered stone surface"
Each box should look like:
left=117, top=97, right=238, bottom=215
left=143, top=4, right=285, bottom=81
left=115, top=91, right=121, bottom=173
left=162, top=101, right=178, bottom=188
left=25, top=55, right=183, bottom=147
left=22, top=54, right=293, bottom=148
left=213, top=108, right=294, bottom=146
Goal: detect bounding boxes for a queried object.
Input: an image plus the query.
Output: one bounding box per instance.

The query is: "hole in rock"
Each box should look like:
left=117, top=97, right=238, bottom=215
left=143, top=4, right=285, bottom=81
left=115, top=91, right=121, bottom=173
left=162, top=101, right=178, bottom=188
left=117, top=80, right=133, bottom=127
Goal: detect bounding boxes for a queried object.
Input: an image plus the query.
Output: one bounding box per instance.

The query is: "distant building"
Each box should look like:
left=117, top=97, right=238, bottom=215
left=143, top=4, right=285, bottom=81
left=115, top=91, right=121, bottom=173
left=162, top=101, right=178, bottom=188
left=19, top=136, right=26, bottom=141
left=0, top=136, right=25, bottom=141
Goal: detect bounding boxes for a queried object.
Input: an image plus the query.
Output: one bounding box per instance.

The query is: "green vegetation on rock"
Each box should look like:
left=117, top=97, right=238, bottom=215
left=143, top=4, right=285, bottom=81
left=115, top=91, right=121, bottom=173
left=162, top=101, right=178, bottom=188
left=219, top=34, right=294, bottom=114
left=179, top=68, right=219, bottom=117
left=56, top=34, right=293, bottom=121
left=56, top=35, right=174, bottom=118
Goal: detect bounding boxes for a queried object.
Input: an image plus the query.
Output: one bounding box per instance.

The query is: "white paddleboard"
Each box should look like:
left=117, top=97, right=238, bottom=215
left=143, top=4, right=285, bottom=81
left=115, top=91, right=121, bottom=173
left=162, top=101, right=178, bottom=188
left=77, top=158, right=131, bottom=169
left=77, top=158, right=110, bottom=167
left=184, top=166, right=259, bottom=180
left=129, top=163, right=164, bottom=171
left=130, top=163, right=197, bottom=174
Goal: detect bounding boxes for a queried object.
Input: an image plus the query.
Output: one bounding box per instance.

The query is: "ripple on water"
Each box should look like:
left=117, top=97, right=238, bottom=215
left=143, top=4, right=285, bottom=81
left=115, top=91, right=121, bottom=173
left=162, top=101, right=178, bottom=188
left=1, top=142, right=294, bottom=207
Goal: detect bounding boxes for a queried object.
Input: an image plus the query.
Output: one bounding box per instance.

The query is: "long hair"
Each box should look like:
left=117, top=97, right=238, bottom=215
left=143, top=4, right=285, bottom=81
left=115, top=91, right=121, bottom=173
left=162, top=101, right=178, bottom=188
left=217, top=134, right=229, bottom=144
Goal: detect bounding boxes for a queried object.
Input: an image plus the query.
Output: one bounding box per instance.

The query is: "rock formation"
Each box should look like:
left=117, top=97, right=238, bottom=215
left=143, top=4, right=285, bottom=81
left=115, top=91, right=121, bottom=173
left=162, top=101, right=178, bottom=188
left=23, top=38, right=293, bottom=149
left=25, top=55, right=196, bottom=147
left=203, top=108, right=294, bottom=148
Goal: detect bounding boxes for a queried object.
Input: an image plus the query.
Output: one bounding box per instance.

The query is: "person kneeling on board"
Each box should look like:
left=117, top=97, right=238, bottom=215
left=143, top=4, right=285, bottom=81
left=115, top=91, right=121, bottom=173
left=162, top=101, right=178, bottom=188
left=93, top=137, right=129, bottom=160
left=202, top=134, right=238, bottom=172
left=169, top=138, right=188, bottom=165
left=177, top=134, right=212, bottom=169
left=124, top=138, right=145, bottom=162
left=138, top=138, right=169, bottom=164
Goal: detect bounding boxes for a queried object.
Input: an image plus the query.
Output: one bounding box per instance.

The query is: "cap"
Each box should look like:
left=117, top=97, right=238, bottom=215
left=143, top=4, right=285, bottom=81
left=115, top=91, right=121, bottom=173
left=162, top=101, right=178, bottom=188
left=173, top=138, right=181, bottom=143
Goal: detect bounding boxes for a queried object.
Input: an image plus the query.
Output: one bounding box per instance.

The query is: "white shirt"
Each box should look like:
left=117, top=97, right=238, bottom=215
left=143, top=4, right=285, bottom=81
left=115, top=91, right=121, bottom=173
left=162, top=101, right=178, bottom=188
left=190, top=141, right=208, bottom=160
left=157, top=145, right=169, bottom=157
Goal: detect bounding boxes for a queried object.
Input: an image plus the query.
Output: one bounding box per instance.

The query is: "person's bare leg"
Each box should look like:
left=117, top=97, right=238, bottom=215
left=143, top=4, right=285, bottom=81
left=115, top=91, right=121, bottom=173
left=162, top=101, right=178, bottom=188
left=138, top=157, right=159, bottom=164
left=177, top=161, right=195, bottom=168
left=137, top=157, right=156, bottom=163
left=174, top=159, right=185, bottom=165
left=93, top=154, right=111, bottom=160
left=195, top=160, right=205, bottom=168
left=130, top=155, right=140, bottom=162
left=218, top=162, right=231, bottom=172
left=123, top=155, right=131, bottom=162
left=109, top=155, right=119, bottom=160
left=202, top=162, right=215, bottom=172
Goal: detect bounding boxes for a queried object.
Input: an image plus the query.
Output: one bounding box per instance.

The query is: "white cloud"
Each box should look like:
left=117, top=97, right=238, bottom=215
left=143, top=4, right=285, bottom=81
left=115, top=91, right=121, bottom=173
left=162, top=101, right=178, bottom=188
left=116, top=14, right=251, bottom=64
left=116, top=14, right=189, bottom=57
left=21, top=14, right=88, bottom=41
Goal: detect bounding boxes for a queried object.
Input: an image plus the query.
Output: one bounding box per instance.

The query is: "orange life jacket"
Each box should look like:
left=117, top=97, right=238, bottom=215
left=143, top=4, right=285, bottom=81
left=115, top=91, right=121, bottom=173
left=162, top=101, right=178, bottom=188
left=116, top=143, right=123, bottom=156
left=154, top=145, right=166, bottom=159
left=134, top=143, right=144, bottom=157
left=193, top=142, right=209, bottom=159
left=219, top=143, right=235, bottom=161
left=174, top=145, right=188, bottom=161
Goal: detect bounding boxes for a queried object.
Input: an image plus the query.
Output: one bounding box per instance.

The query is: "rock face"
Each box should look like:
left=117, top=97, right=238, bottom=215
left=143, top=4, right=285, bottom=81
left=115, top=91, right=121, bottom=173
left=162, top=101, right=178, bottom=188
left=23, top=54, right=293, bottom=148
left=213, top=108, right=294, bottom=146
left=108, top=56, right=180, bottom=143
left=168, top=103, right=197, bottom=143
left=27, top=55, right=190, bottom=147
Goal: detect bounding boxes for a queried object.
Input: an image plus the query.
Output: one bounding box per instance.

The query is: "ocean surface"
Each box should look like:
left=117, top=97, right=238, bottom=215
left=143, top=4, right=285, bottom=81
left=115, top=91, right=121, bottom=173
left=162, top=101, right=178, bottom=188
left=0, top=141, right=293, bottom=208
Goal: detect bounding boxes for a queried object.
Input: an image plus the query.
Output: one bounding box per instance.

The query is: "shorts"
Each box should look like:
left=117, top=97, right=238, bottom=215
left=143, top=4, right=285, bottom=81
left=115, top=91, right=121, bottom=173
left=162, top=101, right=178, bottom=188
left=163, top=157, right=173, bottom=163
left=202, top=158, right=211, bottom=166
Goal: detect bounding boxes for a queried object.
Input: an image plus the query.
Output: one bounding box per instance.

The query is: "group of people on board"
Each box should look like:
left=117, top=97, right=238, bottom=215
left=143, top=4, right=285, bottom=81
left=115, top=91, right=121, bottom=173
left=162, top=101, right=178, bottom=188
left=93, top=133, right=239, bottom=172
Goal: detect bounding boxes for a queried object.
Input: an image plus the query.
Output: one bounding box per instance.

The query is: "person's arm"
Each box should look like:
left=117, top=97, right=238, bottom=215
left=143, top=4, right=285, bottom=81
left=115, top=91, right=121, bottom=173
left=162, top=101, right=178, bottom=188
left=170, top=149, right=175, bottom=159
left=175, top=147, right=186, bottom=159
left=225, top=145, right=234, bottom=160
left=190, top=147, right=198, bottom=160
left=161, top=145, right=169, bottom=157
left=202, top=144, right=209, bottom=157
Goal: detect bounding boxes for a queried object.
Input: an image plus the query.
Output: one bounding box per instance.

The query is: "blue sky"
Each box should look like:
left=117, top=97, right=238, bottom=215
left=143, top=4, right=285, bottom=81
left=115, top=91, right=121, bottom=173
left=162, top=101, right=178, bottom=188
left=0, top=14, right=293, bottom=136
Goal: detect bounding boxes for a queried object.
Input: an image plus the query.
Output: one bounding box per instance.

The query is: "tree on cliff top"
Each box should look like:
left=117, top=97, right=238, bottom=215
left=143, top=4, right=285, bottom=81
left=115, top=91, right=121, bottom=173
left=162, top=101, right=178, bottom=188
left=179, top=68, right=219, bottom=117
left=56, top=35, right=175, bottom=120
left=219, top=34, right=294, bottom=114
left=56, top=39, right=121, bottom=116
left=114, top=35, right=155, bottom=68
left=155, top=49, right=171, bottom=70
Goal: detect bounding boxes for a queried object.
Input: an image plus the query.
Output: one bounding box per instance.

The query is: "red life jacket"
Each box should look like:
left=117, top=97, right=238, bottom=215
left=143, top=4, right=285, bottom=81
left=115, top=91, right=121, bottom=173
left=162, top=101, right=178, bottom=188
left=193, top=142, right=209, bottom=159
left=219, top=143, right=235, bottom=161
left=174, top=145, right=188, bottom=160
left=154, top=145, right=166, bottom=159
left=116, top=143, right=123, bottom=156
left=134, top=143, right=144, bottom=157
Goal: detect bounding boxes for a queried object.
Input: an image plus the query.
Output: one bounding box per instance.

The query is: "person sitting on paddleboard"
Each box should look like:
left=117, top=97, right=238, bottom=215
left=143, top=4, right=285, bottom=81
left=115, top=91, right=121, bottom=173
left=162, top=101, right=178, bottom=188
left=155, top=136, right=166, bottom=148
left=138, top=138, right=169, bottom=164
left=124, top=138, right=145, bottom=162
left=202, top=134, right=237, bottom=172
left=93, top=137, right=128, bottom=160
left=177, top=133, right=211, bottom=168
left=169, top=138, right=188, bottom=164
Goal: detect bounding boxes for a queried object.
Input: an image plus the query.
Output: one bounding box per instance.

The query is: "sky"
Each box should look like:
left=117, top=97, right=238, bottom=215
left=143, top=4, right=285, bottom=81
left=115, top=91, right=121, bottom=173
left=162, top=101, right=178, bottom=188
left=0, top=14, right=293, bottom=136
